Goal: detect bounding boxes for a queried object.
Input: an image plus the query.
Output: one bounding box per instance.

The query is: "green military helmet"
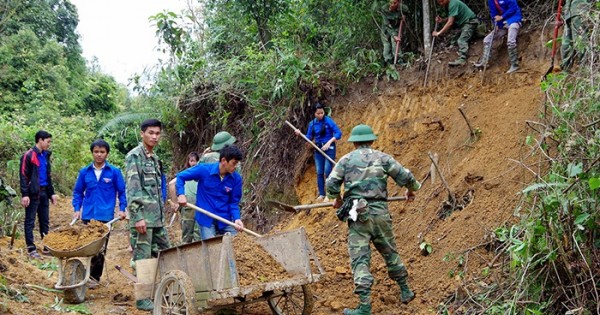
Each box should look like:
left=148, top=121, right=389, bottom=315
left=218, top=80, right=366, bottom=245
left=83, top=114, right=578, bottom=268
left=211, top=131, right=236, bottom=151
left=347, top=124, right=378, bottom=142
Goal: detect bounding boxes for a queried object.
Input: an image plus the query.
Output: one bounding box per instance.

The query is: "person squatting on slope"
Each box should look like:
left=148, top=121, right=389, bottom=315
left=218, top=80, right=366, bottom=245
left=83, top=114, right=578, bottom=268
left=560, top=0, right=592, bottom=71
left=125, top=119, right=171, bottom=311
left=433, top=0, right=480, bottom=66
left=474, top=0, right=523, bottom=74
left=19, top=130, right=58, bottom=260
left=326, top=124, right=421, bottom=315
left=294, top=102, right=342, bottom=203
left=176, top=145, right=244, bottom=240
left=72, top=139, right=127, bottom=287
left=168, top=152, right=201, bottom=244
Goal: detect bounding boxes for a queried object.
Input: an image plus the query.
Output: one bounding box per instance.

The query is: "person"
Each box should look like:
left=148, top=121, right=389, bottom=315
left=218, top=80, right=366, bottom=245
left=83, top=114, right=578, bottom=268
left=380, top=0, right=403, bottom=65
left=326, top=124, right=421, bottom=315
left=199, top=131, right=237, bottom=164
left=176, top=145, right=244, bottom=240
left=19, top=130, right=57, bottom=260
left=560, top=0, right=592, bottom=70
left=294, top=102, right=342, bottom=202
left=72, top=139, right=127, bottom=286
left=167, top=152, right=201, bottom=244
left=125, top=119, right=171, bottom=311
left=432, top=0, right=480, bottom=66
left=474, top=0, right=523, bottom=74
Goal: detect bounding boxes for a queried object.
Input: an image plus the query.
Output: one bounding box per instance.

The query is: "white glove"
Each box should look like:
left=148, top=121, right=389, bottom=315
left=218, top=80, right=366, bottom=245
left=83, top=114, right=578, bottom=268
left=349, top=199, right=359, bottom=222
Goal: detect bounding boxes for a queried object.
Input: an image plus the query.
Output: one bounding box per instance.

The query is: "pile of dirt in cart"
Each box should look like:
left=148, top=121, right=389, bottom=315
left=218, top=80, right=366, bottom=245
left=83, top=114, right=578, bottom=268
left=233, top=232, right=293, bottom=286
left=43, top=220, right=107, bottom=251
left=0, top=28, right=552, bottom=315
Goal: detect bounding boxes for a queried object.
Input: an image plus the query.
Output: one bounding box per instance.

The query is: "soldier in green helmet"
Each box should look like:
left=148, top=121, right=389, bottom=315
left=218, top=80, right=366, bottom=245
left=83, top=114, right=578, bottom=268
left=326, top=124, right=421, bottom=315
left=560, top=0, right=592, bottom=70
left=199, top=131, right=237, bottom=164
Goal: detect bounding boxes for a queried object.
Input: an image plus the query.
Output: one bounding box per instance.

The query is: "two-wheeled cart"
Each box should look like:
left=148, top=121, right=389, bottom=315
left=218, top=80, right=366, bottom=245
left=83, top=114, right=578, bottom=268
left=151, top=227, right=324, bottom=315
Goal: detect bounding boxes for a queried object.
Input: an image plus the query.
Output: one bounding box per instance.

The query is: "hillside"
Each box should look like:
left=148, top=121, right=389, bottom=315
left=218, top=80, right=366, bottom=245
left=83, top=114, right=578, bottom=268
left=0, top=29, right=547, bottom=315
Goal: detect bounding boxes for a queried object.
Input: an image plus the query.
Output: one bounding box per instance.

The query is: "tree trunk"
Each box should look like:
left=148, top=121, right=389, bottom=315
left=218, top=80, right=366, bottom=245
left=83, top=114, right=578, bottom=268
left=422, top=0, right=431, bottom=54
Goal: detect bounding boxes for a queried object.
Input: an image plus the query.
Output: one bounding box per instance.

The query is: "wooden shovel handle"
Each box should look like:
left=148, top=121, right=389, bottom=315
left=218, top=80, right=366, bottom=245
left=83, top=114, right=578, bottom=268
left=186, top=203, right=262, bottom=237
left=294, top=196, right=408, bottom=211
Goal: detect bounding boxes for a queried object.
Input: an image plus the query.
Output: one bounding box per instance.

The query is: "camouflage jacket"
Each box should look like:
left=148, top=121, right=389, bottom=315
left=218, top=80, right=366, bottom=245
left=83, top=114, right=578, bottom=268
left=125, top=143, right=166, bottom=227
left=563, top=0, right=591, bottom=20
left=326, top=144, right=421, bottom=213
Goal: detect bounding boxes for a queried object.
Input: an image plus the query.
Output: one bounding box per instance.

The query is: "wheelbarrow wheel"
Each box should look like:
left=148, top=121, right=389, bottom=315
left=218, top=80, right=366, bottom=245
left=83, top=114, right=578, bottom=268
left=153, top=270, right=196, bottom=315
left=63, top=259, right=87, bottom=304
left=267, top=284, right=313, bottom=315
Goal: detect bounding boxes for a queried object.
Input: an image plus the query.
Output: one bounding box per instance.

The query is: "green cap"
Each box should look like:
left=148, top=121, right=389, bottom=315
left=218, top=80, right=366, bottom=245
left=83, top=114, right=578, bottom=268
left=347, top=124, right=377, bottom=142
left=211, top=131, right=236, bottom=151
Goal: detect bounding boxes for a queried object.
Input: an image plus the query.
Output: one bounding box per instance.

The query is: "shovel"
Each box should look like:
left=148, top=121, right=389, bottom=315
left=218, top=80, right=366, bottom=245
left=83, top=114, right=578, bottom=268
left=393, top=15, right=406, bottom=66
left=285, top=120, right=337, bottom=165
left=480, top=26, right=497, bottom=86
left=115, top=265, right=138, bottom=283
left=543, top=0, right=564, bottom=80
left=268, top=196, right=408, bottom=213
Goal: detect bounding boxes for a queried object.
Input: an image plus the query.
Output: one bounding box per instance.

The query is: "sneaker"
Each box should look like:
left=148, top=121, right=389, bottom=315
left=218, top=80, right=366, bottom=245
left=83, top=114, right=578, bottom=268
left=323, top=196, right=330, bottom=202
left=448, top=58, right=466, bottom=66
left=28, top=251, right=43, bottom=260
left=136, top=299, right=154, bottom=311
left=315, top=195, right=325, bottom=203
left=87, top=280, right=99, bottom=290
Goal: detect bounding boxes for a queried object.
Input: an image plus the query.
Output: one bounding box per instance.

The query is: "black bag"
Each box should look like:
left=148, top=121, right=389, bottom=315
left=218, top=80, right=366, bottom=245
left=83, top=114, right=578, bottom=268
left=335, top=197, right=354, bottom=221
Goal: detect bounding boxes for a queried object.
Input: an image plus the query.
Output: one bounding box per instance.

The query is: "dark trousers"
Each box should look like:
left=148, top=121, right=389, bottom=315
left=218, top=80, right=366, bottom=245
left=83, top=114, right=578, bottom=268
left=24, top=190, right=49, bottom=253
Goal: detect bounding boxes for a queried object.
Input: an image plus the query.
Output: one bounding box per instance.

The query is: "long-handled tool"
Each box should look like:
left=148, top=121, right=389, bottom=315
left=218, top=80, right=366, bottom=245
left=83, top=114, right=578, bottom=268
left=543, top=0, right=564, bottom=80
left=285, top=120, right=337, bottom=165
left=115, top=265, right=138, bottom=283
left=186, top=203, right=262, bottom=237
left=267, top=196, right=408, bottom=213
left=480, top=26, right=497, bottom=86
left=423, top=22, right=439, bottom=87
left=393, top=15, right=406, bottom=65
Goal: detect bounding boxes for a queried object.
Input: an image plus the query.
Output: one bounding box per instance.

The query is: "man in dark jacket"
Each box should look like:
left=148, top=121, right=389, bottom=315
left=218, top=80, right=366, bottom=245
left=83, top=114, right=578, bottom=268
left=19, top=130, right=57, bottom=259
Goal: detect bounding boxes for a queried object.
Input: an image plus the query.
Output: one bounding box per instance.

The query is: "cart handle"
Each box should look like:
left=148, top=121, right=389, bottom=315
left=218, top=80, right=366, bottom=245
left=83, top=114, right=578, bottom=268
left=185, top=203, right=262, bottom=237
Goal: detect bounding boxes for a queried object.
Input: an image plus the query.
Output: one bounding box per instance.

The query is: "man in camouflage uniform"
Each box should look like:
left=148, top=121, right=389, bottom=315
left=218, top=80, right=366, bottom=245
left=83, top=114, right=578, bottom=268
left=560, top=0, right=592, bottom=70
left=125, top=119, right=171, bottom=311
left=433, top=0, right=480, bottom=66
left=379, top=0, right=403, bottom=65
left=326, top=124, right=421, bottom=315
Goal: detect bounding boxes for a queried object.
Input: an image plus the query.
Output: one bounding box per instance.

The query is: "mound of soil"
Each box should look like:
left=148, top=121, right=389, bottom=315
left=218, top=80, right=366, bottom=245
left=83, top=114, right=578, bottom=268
left=232, top=232, right=293, bottom=286
left=43, top=220, right=107, bottom=251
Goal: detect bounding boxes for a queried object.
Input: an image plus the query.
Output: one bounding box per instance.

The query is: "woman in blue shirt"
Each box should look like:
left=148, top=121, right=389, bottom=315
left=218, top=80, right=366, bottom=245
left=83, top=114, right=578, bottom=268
left=295, top=103, right=342, bottom=202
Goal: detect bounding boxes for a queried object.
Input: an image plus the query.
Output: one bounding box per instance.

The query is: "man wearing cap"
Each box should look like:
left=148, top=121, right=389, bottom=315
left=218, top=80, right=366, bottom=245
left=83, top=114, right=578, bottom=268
left=199, top=131, right=237, bottom=164
left=326, top=124, right=421, bottom=315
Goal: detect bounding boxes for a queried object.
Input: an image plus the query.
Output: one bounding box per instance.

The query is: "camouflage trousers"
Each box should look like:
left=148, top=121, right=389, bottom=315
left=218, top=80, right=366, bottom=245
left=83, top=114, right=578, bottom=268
left=456, top=18, right=479, bottom=59
left=180, top=206, right=200, bottom=244
left=347, top=211, right=408, bottom=301
left=130, top=227, right=171, bottom=261
left=381, top=25, right=399, bottom=64
left=561, top=15, right=587, bottom=70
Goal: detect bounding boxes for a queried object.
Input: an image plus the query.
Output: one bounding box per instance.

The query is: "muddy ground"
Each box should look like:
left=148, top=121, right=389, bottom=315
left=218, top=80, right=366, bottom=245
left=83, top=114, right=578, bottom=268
left=0, top=28, right=550, bottom=315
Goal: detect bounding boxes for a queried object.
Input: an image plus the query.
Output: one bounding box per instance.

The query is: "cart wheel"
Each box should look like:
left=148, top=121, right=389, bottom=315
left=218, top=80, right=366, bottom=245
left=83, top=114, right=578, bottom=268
left=153, top=270, right=196, bottom=315
left=63, top=259, right=87, bottom=304
left=267, top=284, right=314, bottom=315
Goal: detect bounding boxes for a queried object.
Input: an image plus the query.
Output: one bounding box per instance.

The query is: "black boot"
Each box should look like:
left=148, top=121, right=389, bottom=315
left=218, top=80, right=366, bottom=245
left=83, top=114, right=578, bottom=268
left=506, top=47, right=519, bottom=74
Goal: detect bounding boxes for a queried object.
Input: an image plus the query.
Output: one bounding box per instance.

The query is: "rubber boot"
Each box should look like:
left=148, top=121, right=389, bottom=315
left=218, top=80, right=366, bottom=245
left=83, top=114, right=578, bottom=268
left=398, top=278, right=415, bottom=304
left=506, top=47, right=519, bottom=74
left=474, top=44, right=491, bottom=68
left=136, top=299, right=154, bottom=311
left=342, top=303, right=372, bottom=315
left=448, top=57, right=467, bottom=66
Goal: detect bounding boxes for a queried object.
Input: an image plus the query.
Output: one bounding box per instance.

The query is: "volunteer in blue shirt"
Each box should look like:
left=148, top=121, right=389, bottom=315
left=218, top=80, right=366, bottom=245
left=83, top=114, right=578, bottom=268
left=175, top=145, right=244, bottom=240
left=72, top=139, right=126, bottom=284
left=295, top=102, right=343, bottom=202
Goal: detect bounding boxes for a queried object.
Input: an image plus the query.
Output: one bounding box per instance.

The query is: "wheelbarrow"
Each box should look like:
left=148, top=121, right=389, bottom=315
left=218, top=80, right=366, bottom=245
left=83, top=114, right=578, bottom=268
left=44, top=217, right=119, bottom=303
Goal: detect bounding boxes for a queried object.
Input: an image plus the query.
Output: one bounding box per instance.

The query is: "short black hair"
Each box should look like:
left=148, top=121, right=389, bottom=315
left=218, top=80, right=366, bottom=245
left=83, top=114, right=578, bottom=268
left=219, top=145, right=243, bottom=162
left=140, top=119, right=162, bottom=132
left=90, top=139, right=110, bottom=153
left=313, top=102, right=325, bottom=113
left=35, top=130, right=52, bottom=143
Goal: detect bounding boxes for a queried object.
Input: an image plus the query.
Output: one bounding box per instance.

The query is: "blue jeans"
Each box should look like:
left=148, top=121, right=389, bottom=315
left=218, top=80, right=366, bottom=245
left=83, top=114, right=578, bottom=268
left=314, top=145, right=336, bottom=196
left=200, top=221, right=238, bottom=240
